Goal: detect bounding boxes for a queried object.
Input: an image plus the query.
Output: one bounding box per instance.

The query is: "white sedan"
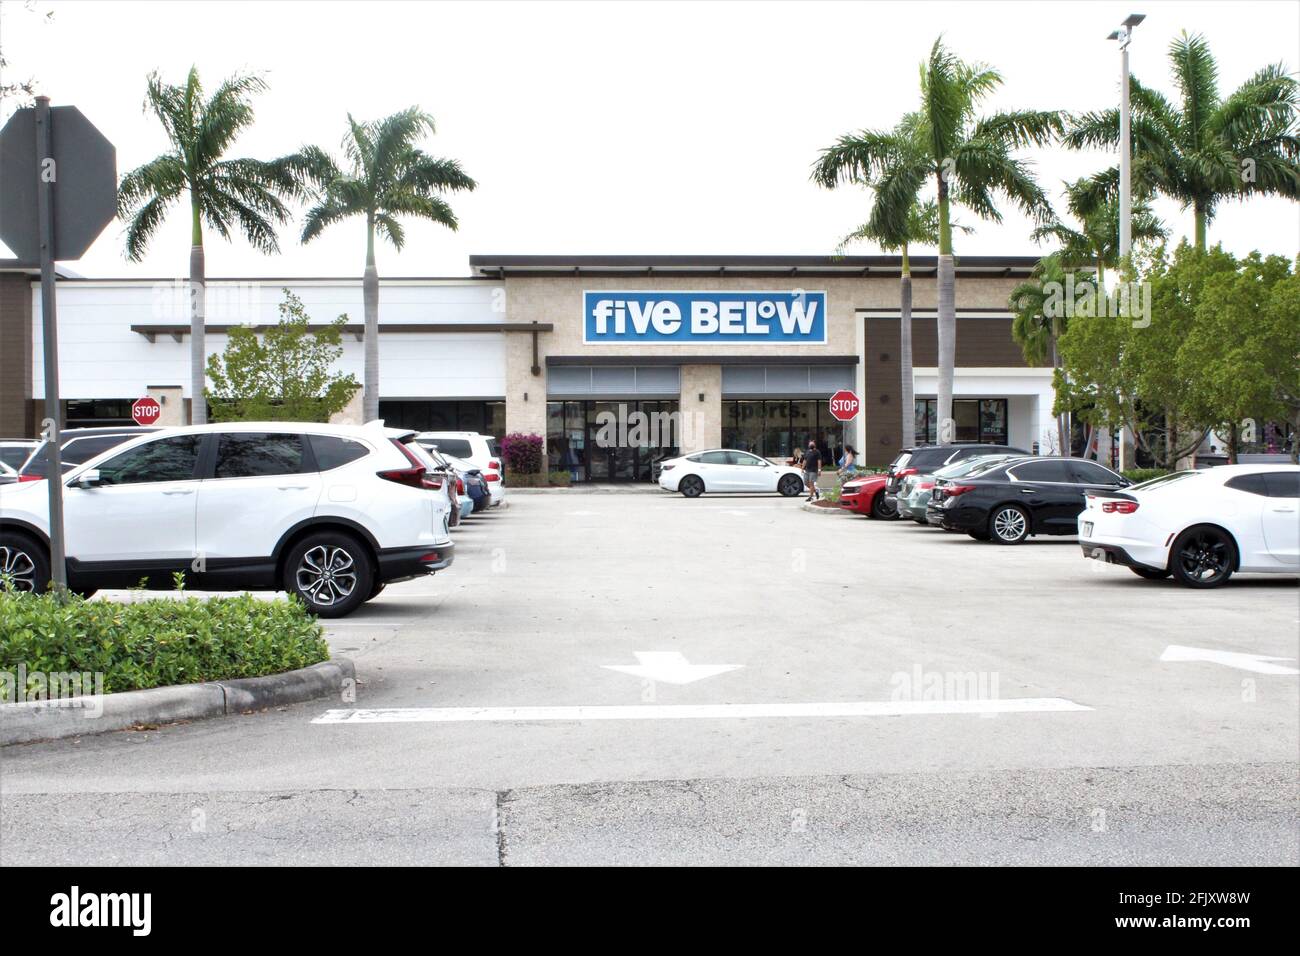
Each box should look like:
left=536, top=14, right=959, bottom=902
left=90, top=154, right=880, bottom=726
left=1079, top=464, right=1300, bottom=587
left=657, top=449, right=806, bottom=497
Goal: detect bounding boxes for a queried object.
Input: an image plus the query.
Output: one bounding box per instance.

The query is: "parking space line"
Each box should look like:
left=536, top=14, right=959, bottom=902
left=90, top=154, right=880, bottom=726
left=312, top=697, right=1091, bottom=724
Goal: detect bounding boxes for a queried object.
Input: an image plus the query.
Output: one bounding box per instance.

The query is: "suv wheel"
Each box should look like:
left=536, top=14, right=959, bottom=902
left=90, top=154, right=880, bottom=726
left=679, top=475, right=705, bottom=498
left=1170, top=526, right=1236, bottom=588
left=284, top=532, right=374, bottom=618
left=0, top=532, right=48, bottom=592
left=777, top=474, right=803, bottom=497
left=989, top=505, right=1030, bottom=544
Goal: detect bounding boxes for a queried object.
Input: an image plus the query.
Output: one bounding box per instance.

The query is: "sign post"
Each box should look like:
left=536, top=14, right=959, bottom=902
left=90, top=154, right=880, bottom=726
left=34, top=99, right=66, bottom=589
left=828, top=389, right=860, bottom=423
left=0, top=98, right=118, bottom=593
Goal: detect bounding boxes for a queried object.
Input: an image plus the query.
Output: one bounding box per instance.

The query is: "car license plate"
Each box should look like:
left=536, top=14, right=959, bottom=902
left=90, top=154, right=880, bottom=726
left=1082, top=521, right=1093, bottom=537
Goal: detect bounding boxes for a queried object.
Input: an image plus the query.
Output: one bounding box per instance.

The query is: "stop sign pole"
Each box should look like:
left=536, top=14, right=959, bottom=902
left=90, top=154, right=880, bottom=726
left=34, top=97, right=67, bottom=591
left=1, top=97, right=116, bottom=593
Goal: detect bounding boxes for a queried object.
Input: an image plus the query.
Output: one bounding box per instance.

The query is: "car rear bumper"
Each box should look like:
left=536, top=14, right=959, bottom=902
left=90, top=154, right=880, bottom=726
left=1079, top=540, right=1166, bottom=573
left=376, top=541, right=455, bottom=582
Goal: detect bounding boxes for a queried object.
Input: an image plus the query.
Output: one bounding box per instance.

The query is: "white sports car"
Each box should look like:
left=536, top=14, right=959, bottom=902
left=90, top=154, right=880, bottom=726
left=657, top=449, right=806, bottom=497
left=1079, top=464, right=1300, bottom=588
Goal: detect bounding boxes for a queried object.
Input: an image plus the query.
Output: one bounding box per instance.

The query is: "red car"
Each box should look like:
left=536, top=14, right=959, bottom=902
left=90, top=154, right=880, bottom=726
left=839, top=472, right=898, bottom=519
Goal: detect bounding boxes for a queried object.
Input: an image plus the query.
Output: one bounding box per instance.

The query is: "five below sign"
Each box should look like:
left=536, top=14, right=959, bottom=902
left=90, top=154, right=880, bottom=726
left=584, top=291, right=827, bottom=344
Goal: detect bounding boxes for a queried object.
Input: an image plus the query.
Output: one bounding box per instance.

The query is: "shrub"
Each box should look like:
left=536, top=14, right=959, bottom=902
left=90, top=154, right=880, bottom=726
left=506, top=471, right=572, bottom=487
left=0, top=589, right=329, bottom=699
left=500, top=433, right=544, bottom=474
left=1122, top=467, right=1171, bottom=484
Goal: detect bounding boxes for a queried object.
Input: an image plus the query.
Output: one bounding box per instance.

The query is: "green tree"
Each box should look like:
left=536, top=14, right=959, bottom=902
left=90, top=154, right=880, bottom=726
left=1056, top=243, right=1239, bottom=468
left=1031, top=179, right=1166, bottom=284
left=298, top=108, right=477, bottom=422
left=117, top=67, right=304, bottom=424
left=1064, top=32, right=1298, bottom=252
left=205, top=290, right=359, bottom=422
left=834, top=195, right=968, bottom=447
left=814, top=38, right=1061, bottom=442
left=1180, top=253, right=1299, bottom=462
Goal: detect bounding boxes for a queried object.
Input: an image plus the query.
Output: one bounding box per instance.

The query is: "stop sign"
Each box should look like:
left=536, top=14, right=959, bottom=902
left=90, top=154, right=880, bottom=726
left=828, top=389, right=860, bottom=422
left=132, top=396, right=162, bottom=426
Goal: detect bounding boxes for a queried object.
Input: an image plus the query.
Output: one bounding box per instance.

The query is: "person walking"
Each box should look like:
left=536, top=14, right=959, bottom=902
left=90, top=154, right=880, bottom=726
left=838, top=445, right=859, bottom=480
left=802, top=439, right=822, bottom=501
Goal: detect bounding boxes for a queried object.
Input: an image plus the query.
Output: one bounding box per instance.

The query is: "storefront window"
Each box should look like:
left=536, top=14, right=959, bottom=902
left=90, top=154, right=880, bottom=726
left=720, top=400, right=844, bottom=464
left=914, top=399, right=1008, bottom=445
left=378, top=400, right=504, bottom=434
left=547, top=400, right=678, bottom=481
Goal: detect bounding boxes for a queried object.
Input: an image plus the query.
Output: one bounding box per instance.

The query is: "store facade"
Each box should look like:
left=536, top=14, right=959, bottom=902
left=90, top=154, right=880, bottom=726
left=0, top=253, right=1054, bottom=476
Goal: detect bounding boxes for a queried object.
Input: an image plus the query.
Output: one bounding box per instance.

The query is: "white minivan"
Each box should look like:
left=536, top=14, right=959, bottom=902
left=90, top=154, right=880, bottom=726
left=416, top=432, right=506, bottom=507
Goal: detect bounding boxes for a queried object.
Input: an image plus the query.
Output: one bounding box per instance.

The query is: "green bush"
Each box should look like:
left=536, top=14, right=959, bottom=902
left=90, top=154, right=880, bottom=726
left=1122, top=467, right=1171, bottom=484
left=0, top=590, right=329, bottom=700
left=506, top=471, right=572, bottom=487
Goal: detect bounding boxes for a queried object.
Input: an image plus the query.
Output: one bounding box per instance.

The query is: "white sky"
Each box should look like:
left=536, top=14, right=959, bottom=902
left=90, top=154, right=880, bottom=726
left=1, top=0, right=1297, bottom=278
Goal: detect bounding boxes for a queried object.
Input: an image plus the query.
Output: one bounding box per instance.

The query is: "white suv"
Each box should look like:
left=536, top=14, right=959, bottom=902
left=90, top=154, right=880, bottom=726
left=0, top=422, right=454, bottom=617
left=416, top=431, right=506, bottom=507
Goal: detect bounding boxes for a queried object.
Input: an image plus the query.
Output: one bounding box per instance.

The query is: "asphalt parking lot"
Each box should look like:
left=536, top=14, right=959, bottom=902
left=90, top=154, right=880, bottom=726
left=2, top=493, right=1297, bottom=865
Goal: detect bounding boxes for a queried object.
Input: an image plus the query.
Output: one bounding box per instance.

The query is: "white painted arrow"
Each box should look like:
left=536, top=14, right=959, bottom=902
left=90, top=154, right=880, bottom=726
left=1160, top=644, right=1299, bottom=675
left=601, top=651, right=743, bottom=685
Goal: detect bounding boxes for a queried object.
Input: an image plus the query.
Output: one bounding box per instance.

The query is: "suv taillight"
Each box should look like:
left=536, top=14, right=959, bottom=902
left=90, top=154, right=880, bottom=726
left=17, top=474, right=42, bottom=482
left=456, top=477, right=465, bottom=494
left=1102, top=500, right=1139, bottom=514
left=488, top=458, right=501, bottom=471
left=381, top=440, right=443, bottom=490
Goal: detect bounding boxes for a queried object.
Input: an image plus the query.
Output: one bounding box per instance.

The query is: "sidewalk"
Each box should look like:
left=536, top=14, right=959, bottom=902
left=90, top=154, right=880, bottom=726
left=507, top=483, right=666, bottom=494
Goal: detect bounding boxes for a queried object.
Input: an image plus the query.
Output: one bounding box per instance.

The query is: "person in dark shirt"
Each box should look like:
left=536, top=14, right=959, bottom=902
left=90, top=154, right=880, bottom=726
left=801, top=440, right=822, bottom=501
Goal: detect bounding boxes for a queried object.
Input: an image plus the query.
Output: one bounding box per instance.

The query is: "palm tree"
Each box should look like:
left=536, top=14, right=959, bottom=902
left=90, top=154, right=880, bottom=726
left=118, top=68, right=301, bottom=424
left=1032, top=179, right=1166, bottom=285
left=298, top=108, right=476, bottom=422
left=814, top=38, right=1061, bottom=443
left=1065, top=32, right=1298, bottom=252
left=1009, top=254, right=1095, bottom=456
left=835, top=196, right=967, bottom=447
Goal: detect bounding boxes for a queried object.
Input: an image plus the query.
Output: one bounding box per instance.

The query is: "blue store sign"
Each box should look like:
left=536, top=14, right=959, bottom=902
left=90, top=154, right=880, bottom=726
left=583, top=290, right=827, bottom=344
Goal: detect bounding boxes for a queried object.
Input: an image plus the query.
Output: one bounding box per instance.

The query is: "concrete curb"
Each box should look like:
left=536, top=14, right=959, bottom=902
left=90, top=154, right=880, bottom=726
left=800, top=500, right=853, bottom=516
left=0, top=658, right=355, bottom=747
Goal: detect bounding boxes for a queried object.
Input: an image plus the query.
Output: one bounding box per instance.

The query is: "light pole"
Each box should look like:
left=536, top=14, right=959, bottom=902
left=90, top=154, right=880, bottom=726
left=1108, top=13, right=1144, bottom=470
left=1108, top=13, right=1145, bottom=260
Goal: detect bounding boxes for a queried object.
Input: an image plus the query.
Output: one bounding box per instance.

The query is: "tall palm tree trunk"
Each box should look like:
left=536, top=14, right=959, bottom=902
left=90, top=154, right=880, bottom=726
left=362, top=219, right=380, bottom=422
left=935, top=183, right=955, bottom=444
left=1193, top=200, right=1207, bottom=252
left=899, top=245, right=915, bottom=447
left=1050, top=319, right=1068, bottom=457
left=189, top=205, right=206, bottom=424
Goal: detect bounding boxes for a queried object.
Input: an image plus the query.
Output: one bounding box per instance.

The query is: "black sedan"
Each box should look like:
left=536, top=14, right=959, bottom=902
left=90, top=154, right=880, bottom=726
left=926, top=457, right=1131, bottom=544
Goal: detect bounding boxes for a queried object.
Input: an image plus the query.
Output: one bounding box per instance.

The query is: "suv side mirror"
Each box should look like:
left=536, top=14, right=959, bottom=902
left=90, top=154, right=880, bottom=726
left=73, top=469, right=102, bottom=489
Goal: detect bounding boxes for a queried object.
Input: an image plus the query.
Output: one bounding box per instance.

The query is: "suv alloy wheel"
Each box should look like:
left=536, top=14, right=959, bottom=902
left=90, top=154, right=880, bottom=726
left=284, top=531, right=374, bottom=618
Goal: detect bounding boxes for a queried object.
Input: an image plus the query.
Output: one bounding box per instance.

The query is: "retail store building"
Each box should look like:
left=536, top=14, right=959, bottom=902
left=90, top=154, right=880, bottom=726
left=0, top=254, right=1054, bottom=476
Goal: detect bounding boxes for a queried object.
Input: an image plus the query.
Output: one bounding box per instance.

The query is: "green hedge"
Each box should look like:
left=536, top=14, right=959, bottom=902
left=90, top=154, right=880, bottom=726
left=0, top=590, right=329, bottom=700
left=507, top=471, right=572, bottom=487
left=1121, top=467, right=1172, bottom=484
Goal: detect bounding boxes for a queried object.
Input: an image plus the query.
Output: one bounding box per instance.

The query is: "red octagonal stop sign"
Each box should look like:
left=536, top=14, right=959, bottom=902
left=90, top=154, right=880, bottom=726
left=828, top=389, right=860, bottom=422
left=131, top=396, right=162, bottom=426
